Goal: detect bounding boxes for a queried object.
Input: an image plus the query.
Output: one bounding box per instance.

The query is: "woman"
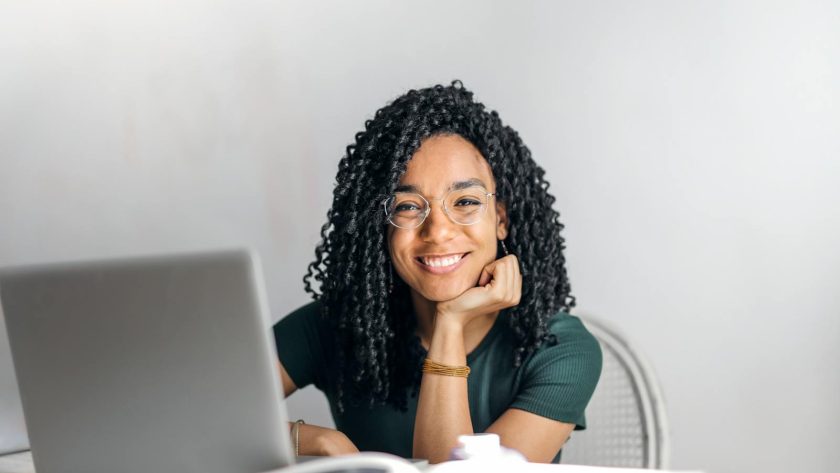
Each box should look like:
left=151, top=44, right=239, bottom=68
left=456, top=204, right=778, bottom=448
left=273, top=81, right=602, bottom=464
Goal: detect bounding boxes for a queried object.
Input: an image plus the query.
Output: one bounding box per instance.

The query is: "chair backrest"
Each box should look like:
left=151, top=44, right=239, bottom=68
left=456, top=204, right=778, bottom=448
left=561, top=315, right=670, bottom=469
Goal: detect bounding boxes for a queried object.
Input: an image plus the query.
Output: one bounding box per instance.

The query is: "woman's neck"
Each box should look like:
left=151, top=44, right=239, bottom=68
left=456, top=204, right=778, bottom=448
left=410, top=290, right=499, bottom=354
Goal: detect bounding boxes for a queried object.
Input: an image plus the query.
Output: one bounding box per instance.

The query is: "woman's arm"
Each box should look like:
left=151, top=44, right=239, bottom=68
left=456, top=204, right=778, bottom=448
left=486, top=409, right=574, bottom=463
left=412, top=255, right=580, bottom=463
left=412, top=317, right=472, bottom=463
left=278, top=361, right=359, bottom=456
left=297, top=423, right=359, bottom=456
left=412, top=256, right=521, bottom=463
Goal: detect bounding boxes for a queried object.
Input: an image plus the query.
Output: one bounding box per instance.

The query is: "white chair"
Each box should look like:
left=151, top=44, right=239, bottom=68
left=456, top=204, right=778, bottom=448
left=561, top=315, right=670, bottom=469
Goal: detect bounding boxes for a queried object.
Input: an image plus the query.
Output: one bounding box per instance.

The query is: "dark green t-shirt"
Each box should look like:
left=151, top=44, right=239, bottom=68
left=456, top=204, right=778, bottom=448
left=273, top=301, right=602, bottom=462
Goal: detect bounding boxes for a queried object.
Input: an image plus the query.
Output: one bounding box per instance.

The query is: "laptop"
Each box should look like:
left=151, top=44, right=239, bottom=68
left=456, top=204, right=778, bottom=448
left=0, top=308, right=28, bottom=456
left=0, top=249, right=295, bottom=473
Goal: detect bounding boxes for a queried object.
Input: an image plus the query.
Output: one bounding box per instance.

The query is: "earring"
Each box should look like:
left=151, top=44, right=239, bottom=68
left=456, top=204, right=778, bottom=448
left=500, top=240, right=509, bottom=256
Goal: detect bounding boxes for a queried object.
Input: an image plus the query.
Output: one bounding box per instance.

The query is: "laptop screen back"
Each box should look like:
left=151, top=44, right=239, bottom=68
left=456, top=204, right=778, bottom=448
left=0, top=250, right=294, bottom=473
left=0, top=307, right=29, bottom=455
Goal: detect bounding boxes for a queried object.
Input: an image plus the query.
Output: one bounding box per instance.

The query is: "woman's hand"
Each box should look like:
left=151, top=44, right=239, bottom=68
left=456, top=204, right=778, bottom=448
left=435, top=254, right=522, bottom=329
left=297, top=423, right=359, bottom=456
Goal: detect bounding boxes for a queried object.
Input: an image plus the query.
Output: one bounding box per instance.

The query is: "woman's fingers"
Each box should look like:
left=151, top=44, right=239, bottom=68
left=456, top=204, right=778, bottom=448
left=483, top=255, right=520, bottom=307
left=506, top=256, right=518, bottom=305
left=501, top=255, right=521, bottom=306
left=438, top=255, right=522, bottom=323
left=478, top=260, right=497, bottom=287
left=512, top=256, right=522, bottom=304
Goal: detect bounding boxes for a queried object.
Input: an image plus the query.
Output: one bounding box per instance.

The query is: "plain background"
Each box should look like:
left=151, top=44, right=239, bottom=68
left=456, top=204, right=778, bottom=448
left=1, top=1, right=838, bottom=472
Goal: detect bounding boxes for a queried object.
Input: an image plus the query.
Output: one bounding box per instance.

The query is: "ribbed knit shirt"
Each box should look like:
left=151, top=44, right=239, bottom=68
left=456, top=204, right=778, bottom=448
left=273, top=301, right=602, bottom=463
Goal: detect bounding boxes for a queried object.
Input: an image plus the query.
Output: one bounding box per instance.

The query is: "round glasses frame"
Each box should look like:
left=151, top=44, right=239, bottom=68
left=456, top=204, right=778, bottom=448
left=382, top=187, right=496, bottom=230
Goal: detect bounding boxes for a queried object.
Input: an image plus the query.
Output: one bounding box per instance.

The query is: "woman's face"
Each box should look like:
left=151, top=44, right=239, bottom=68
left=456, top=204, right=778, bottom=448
left=387, top=134, right=508, bottom=302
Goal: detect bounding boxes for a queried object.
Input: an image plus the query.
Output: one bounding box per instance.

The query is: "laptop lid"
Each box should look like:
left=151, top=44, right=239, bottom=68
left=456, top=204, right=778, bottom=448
left=0, top=307, right=29, bottom=456
left=0, top=249, right=294, bottom=473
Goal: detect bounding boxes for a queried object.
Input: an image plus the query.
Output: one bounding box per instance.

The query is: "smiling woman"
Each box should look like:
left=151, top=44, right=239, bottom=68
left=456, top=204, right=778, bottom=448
left=272, top=81, right=602, bottom=463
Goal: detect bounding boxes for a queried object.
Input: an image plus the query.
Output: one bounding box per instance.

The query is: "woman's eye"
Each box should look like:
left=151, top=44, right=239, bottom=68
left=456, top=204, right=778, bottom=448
left=454, top=199, right=481, bottom=207
left=395, top=203, right=420, bottom=212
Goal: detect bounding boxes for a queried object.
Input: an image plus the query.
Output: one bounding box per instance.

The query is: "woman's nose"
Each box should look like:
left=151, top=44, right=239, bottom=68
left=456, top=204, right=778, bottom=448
left=419, top=201, right=457, bottom=242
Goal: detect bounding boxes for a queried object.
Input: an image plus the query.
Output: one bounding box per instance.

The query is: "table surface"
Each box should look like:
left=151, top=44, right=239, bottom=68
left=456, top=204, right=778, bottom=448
left=0, top=450, right=701, bottom=473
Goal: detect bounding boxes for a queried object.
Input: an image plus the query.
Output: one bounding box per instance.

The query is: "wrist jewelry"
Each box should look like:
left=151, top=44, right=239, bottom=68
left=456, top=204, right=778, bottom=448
left=422, top=358, right=471, bottom=377
left=291, top=419, right=305, bottom=456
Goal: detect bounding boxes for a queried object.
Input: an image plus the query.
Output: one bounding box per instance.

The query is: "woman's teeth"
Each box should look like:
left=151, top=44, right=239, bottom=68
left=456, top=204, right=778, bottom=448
left=421, top=254, right=464, bottom=267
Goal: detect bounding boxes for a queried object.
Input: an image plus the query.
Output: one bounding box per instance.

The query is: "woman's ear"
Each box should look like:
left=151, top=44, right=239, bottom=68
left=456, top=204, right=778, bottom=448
left=495, top=201, right=509, bottom=240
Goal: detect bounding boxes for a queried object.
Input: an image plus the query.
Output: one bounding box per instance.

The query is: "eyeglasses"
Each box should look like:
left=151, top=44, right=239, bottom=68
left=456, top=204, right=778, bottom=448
left=382, top=185, right=496, bottom=230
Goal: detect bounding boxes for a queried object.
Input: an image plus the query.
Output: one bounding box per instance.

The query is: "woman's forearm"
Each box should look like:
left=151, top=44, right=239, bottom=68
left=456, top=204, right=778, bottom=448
left=412, top=320, right=474, bottom=463
left=294, top=423, right=359, bottom=456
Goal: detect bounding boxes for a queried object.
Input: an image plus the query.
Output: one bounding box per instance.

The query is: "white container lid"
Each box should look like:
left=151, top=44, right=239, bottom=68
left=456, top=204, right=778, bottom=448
left=456, top=433, right=502, bottom=458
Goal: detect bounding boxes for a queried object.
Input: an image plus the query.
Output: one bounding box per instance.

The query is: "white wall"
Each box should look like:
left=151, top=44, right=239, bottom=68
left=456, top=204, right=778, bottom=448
left=2, top=1, right=838, bottom=472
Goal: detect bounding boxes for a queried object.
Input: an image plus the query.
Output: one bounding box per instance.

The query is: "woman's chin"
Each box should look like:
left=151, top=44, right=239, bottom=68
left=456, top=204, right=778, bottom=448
left=417, top=282, right=474, bottom=303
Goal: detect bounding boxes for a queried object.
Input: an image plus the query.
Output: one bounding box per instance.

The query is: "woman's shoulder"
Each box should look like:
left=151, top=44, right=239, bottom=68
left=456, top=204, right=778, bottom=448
left=523, top=310, right=603, bottom=370
left=273, top=298, right=328, bottom=332
left=282, top=298, right=325, bottom=318
left=545, top=311, right=599, bottom=346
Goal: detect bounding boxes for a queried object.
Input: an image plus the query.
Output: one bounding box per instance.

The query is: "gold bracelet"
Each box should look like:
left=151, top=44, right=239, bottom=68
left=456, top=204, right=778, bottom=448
left=422, top=358, right=471, bottom=377
left=291, top=419, right=305, bottom=456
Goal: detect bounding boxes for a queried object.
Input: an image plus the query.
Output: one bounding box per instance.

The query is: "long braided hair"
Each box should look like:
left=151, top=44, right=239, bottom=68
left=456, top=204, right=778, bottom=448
left=303, top=80, right=574, bottom=412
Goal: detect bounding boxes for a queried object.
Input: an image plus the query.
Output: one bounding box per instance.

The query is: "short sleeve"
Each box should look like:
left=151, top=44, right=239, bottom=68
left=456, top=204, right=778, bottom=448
left=272, top=300, right=331, bottom=391
left=509, top=313, right=602, bottom=430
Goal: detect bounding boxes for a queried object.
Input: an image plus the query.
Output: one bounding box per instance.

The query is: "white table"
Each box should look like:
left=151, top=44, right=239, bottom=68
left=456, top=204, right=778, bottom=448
left=0, top=450, right=702, bottom=473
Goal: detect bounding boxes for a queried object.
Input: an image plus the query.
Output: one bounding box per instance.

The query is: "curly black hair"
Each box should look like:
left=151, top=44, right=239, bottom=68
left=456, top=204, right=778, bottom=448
left=303, top=80, right=574, bottom=412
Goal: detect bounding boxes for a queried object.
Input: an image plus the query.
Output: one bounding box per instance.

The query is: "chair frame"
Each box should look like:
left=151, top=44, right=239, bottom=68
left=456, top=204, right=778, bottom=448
left=572, top=314, right=671, bottom=469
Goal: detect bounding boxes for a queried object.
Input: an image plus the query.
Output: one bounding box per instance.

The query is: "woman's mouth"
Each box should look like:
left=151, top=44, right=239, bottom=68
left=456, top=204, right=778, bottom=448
left=414, top=253, right=469, bottom=274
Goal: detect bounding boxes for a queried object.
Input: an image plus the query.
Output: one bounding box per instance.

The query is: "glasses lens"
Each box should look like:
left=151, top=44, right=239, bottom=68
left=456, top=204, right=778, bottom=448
left=386, top=193, right=427, bottom=228
left=445, top=186, right=488, bottom=225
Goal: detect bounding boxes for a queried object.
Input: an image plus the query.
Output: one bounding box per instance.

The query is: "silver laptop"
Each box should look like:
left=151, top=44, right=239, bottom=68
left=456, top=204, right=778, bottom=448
left=0, top=308, right=28, bottom=456
left=0, top=249, right=295, bottom=473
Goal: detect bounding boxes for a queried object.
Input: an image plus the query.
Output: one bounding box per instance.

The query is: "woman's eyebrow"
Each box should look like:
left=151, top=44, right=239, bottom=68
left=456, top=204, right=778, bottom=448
left=451, top=178, right=487, bottom=191
left=394, top=178, right=487, bottom=194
